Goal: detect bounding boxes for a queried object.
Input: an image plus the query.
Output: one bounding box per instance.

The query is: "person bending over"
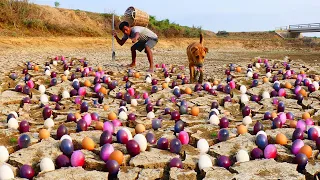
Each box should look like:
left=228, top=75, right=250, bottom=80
left=112, top=21, right=158, bottom=72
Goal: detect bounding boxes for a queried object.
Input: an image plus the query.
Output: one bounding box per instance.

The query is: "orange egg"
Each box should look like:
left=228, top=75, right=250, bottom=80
left=61, top=75, right=68, bottom=81
left=302, top=112, right=310, bottom=120
left=162, top=83, right=168, bottom=89
left=134, top=72, right=140, bottom=78
left=103, top=105, right=109, bottom=111
left=135, top=124, right=146, bottom=134
left=34, top=65, right=39, bottom=71
left=109, top=150, right=124, bottom=165
left=315, top=76, right=320, bottom=81
left=299, top=145, right=312, bottom=158
left=300, top=70, right=305, bottom=74
left=213, top=80, right=219, bottom=85
left=98, top=66, right=102, bottom=72
left=82, top=137, right=95, bottom=151
left=237, top=125, right=247, bottom=135
left=99, top=87, right=107, bottom=95
left=39, top=129, right=50, bottom=140
left=75, top=112, right=82, bottom=120
left=290, top=120, right=297, bottom=128
left=80, top=67, right=84, bottom=72
left=191, top=107, right=200, bottom=116
left=263, top=77, right=269, bottom=83
left=108, top=112, right=117, bottom=120
left=292, top=74, right=297, bottom=79
left=271, top=112, right=277, bottom=119
left=235, top=67, right=241, bottom=73
left=95, top=121, right=104, bottom=130
left=185, top=87, right=192, bottom=94
left=299, top=89, right=307, bottom=97
left=84, top=80, right=91, bottom=87
left=284, top=82, right=292, bottom=89
left=275, top=133, right=287, bottom=145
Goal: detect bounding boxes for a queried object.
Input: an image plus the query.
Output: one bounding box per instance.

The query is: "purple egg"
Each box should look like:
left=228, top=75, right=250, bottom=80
left=251, top=95, right=260, bottom=102
left=264, top=112, right=272, bottom=120
left=292, top=128, right=304, bottom=141
left=67, top=113, right=76, bottom=122
left=270, top=90, right=278, bottom=97
left=169, top=138, right=182, bottom=154
left=15, top=84, right=23, bottom=92
left=294, top=153, right=308, bottom=170
left=223, top=96, right=232, bottom=104
left=70, top=89, right=78, bottom=97
left=60, top=139, right=74, bottom=156
left=242, top=106, right=251, bottom=117
left=18, top=134, right=31, bottom=149
left=308, top=127, right=319, bottom=140
left=100, top=131, right=113, bottom=146
left=277, top=102, right=285, bottom=113
left=264, top=144, right=277, bottom=159
left=103, top=121, right=114, bottom=134
left=80, top=102, right=89, bottom=113
left=218, top=129, right=229, bottom=142
left=296, top=120, right=307, bottom=132
left=128, top=113, right=136, bottom=121
left=219, top=117, right=229, bottom=128
left=211, top=101, right=219, bottom=109
left=100, top=144, right=114, bottom=162
left=42, top=107, right=52, bottom=119
left=116, top=129, right=129, bottom=144
left=291, top=139, right=304, bottom=155
left=157, top=137, right=169, bottom=150
left=152, top=119, right=162, bottom=130
left=305, top=118, right=314, bottom=126
left=174, top=120, right=184, bottom=133
left=71, top=150, right=85, bottom=167
left=76, top=119, right=88, bottom=132
left=19, top=164, right=35, bottom=179
left=286, top=112, right=294, bottom=120
left=146, top=132, right=156, bottom=144
left=50, top=94, right=60, bottom=102
left=91, top=112, right=99, bottom=121
left=272, top=118, right=283, bottom=129
left=169, top=157, right=183, bottom=168
left=57, top=125, right=68, bottom=140
left=217, top=156, right=232, bottom=169
left=253, top=121, right=264, bottom=134
left=105, top=160, right=119, bottom=176
left=56, top=154, right=71, bottom=168
left=126, top=140, right=140, bottom=156
left=171, top=111, right=180, bottom=121
left=251, top=148, right=264, bottom=160
left=19, top=120, right=30, bottom=133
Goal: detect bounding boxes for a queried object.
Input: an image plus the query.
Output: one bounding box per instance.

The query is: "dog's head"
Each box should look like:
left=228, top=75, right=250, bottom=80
left=191, top=46, right=208, bottom=68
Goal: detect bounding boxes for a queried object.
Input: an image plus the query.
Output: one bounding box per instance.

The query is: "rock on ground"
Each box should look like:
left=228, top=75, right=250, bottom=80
left=169, top=167, right=197, bottom=180
left=202, top=167, right=235, bottom=180
left=137, top=168, right=164, bottom=180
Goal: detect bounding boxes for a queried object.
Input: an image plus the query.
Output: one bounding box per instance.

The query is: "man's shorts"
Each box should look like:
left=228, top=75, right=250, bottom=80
left=132, top=38, right=158, bottom=52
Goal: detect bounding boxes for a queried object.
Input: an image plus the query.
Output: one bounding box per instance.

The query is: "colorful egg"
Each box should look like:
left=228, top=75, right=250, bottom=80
left=146, top=132, right=156, bottom=144
left=299, top=145, right=312, bottom=158
left=71, top=150, right=85, bottom=167
left=103, top=121, right=114, bottom=134
left=169, top=158, right=183, bottom=168
left=308, top=127, right=319, bottom=140
left=152, top=119, right=162, bottom=130
left=170, top=138, right=182, bottom=154
left=18, top=134, right=31, bottom=149
left=76, top=119, right=87, bottom=132
left=296, top=120, right=306, bottom=132
left=82, top=137, right=95, bottom=151
left=55, top=154, right=71, bottom=168
left=108, top=150, right=124, bottom=165
left=217, top=156, right=232, bottom=169
left=60, top=139, right=74, bottom=156
left=292, top=139, right=305, bottom=155
left=178, top=131, right=189, bottom=145
left=157, top=137, right=169, bottom=150
left=256, top=134, right=268, bottom=149
left=237, top=125, right=248, bottom=135
left=275, top=133, right=287, bottom=145
left=264, top=144, right=277, bottom=159
left=135, top=124, right=146, bottom=134
left=39, top=129, right=50, bottom=140
left=294, top=153, right=308, bottom=170
left=100, top=144, right=114, bottom=162
left=19, top=164, right=35, bottom=179
left=251, top=148, right=264, bottom=160
left=218, top=129, right=229, bottom=142
left=126, top=140, right=140, bottom=156
left=133, top=134, right=147, bottom=152
left=40, top=157, right=55, bottom=172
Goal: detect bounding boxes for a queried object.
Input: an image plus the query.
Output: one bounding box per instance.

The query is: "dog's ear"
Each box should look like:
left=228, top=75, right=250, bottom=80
left=204, top=47, right=209, bottom=53
left=191, top=47, right=198, bottom=54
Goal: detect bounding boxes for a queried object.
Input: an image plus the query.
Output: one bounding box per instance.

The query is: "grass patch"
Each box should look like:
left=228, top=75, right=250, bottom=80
left=10, top=137, right=17, bottom=144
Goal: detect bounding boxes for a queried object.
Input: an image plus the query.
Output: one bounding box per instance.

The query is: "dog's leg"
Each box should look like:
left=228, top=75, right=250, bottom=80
left=189, top=65, right=195, bottom=83
left=199, top=68, right=204, bottom=84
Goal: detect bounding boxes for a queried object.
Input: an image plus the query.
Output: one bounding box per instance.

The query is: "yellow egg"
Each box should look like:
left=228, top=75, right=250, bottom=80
left=82, top=137, right=95, bottom=151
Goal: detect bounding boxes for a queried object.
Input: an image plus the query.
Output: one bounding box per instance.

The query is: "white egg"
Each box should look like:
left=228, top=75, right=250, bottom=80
left=118, top=111, right=128, bottom=120
left=211, top=109, right=220, bottom=115
left=197, top=139, right=209, bottom=153
left=64, top=70, right=70, bottom=76
left=7, top=118, right=18, bottom=129
left=0, top=146, right=9, bottom=163
left=256, top=130, right=267, bottom=138
left=134, top=134, right=147, bottom=152
left=243, top=116, right=252, bottom=126
left=248, top=68, right=253, bottom=72
left=45, top=70, right=51, bottom=76
left=60, top=134, right=72, bottom=142
left=62, top=90, right=70, bottom=99
left=40, top=94, right=49, bottom=104
left=209, top=115, right=219, bottom=125
left=0, top=164, right=14, bottom=179
left=131, top=99, right=138, bottom=106
left=165, top=77, right=171, bottom=83
left=145, top=77, right=152, bottom=83
left=122, top=128, right=132, bottom=140
left=39, top=85, right=46, bottom=94
left=313, top=81, right=319, bottom=90
left=266, top=72, right=272, bottom=78
left=44, top=118, right=54, bottom=129
left=40, top=157, right=55, bottom=172
left=255, top=63, right=261, bottom=68
left=240, top=85, right=247, bottom=94
left=147, top=112, right=155, bottom=119
left=212, top=85, right=217, bottom=90
left=240, top=94, right=249, bottom=104
left=53, top=61, right=58, bottom=66
left=262, top=91, right=270, bottom=99
left=198, top=154, right=213, bottom=170
left=119, top=106, right=128, bottom=112
left=247, top=71, right=253, bottom=78
left=273, top=81, right=280, bottom=85
left=73, top=79, right=79, bottom=83
left=8, top=111, right=18, bottom=119
left=236, top=149, right=250, bottom=163
left=173, top=86, right=180, bottom=90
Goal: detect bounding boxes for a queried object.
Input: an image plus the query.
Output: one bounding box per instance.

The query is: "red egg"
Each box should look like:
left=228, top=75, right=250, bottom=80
left=71, top=150, right=85, bottom=167
left=126, top=140, right=140, bottom=156
left=42, top=107, right=52, bottom=119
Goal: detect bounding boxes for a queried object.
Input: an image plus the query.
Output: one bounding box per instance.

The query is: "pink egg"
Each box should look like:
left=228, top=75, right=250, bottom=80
left=112, top=119, right=122, bottom=127
left=78, top=87, right=86, bottom=96
left=294, top=86, right=302, bottom=95
left=264, top=144, right=277, bottom=159
left=229, top=81, right=236, bottom=89
left=302, top=74, right=307, bottom=79
left=296, top=120, right=307, bottom=132
left=178, top=131, right=189, bottom=145
left=100, top=144, right=114, bottom=162
left=103, top=121, right=114, bottom=134
left=273, top=98, right=279, bottom=105
left=100, top=71, right=105, bottom=75
left=75, top=96, right=82, bottom=104
left=61, top=56, right=65, bottom=61
left=291, top=139, right=304, bottom=155
left=84, top=68, right=89, bottom=74
left=257, top=58, right=262, bottom=63
left=264, top=59, right=268, bottom=63
left=305, top=118, right=314, bottom=126
left=278, top=89, right=286, bottom=97
left=94, top=84, right=101, bottom=93
left=278, top=112, right=287, bottom=124
left=286, top=70, right=292, bottom=77
left=297, top=75, right=303, bottom=81
left=71, top=150, right=85, bottom=167
left=95, top=72, right=101, bottom=79
left=27, top=80, right=34, bottom=89
left=161, top=64, right=166, bottom=68
left=82, top=113, right=92, bottom=126
left=143, top=92, right=149, bottom=99
left=127, top=88, right=135, bottom=96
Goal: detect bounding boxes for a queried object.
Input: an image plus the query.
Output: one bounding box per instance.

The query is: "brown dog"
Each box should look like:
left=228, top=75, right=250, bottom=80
left=187, top=34, right=208, bottom=83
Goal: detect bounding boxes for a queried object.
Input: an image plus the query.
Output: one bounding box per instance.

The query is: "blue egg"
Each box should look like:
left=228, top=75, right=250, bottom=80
left=173, top=88, right=181, bottom=97
left=218, top=129, right=229, bottom=142
left=256, top=134, right=268, bottom=149
left=273, top=83, right=281, bottom=91
left=152, top=119, right=162, bottom=130
left=72, top=81, right=80, bottom=90
left=224, top=85, right=231, bottom=94
left=60, top=139, right=74, bottom=156
left=252, top=79, right=259, bottom=87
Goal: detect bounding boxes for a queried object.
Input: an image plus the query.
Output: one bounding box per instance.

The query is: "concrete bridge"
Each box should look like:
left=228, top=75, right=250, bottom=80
left=275, top=23, right=320, bottom=38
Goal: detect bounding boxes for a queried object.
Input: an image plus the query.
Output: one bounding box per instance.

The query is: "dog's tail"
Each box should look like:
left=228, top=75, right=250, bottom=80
left=200, top=33, right=203, bottom=45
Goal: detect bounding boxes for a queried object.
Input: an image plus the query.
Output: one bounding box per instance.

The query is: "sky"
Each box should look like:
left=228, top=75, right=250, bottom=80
left=30, top=0, right=320, bottom=36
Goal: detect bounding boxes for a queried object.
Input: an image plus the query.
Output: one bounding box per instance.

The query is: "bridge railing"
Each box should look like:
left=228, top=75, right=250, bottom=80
left=289, top=23, right=320, bottom=29
left=275, top=26, right=288, bottom=31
